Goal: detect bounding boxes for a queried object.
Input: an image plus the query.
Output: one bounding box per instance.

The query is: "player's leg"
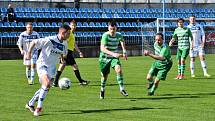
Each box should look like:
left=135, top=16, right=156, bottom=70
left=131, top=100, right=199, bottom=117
left=147, top=63, right=156, bottom=89
left=176, top=49, right=182, bottom=79
left=24, top=56, right=31, bottom=84
left=189, top=49, right=196, bottom=77
left=112, top=59, right=128, bottom=97
left=72, top=63, right=90, bottom=85
left=99, top=59, right=111, bottom=99
left=53, top=63, right=66, bottom=87
left=180, top=49, right=189, bottom=79
left=199, top=49, right=210, bottom=77
left=34, top=74, right=51, bottom=116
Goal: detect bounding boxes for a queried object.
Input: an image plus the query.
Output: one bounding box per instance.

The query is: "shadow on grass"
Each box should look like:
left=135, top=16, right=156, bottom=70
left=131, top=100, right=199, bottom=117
left=53, top=106, right=168, bottom=115
left=161, top=92, right=215, bottom=96
left=90, top=83, right=145, bottom=87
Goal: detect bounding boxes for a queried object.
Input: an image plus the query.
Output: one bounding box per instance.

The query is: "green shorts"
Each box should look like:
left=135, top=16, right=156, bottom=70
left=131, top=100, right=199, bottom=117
left=148, top=61, right=173, bottom=80
left=176, top=48, right=189, bottom=60
left=99, top=58, right=121, bottom=76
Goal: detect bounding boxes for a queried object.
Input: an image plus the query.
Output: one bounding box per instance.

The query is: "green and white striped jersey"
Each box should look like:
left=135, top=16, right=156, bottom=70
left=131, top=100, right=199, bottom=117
left=173, top=27, right=192, bottom=49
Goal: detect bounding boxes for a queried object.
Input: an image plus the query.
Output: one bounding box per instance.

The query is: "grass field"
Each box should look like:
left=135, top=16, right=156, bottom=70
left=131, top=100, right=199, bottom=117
left=0, top=55, right=215, bottom=121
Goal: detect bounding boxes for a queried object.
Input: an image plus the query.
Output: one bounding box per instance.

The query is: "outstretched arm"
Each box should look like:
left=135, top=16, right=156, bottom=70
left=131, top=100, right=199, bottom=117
left=144, top=50, right=165, bottom=61
left=100, top=44, right=122, bottom=58
left=169, top=38, right=175, bottom=47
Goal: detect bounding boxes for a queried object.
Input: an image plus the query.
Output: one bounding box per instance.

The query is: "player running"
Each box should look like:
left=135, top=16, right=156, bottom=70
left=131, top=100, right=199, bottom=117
left=99, top=21, right=128, bottom=99
left=25, top=24, right=70, bottom=116
left=169, top=18, right=193, bottom=80
left=187, top=15, right=211, bottom=78
left=17, top=22, right=40, bottom=85
left=144, top=33, right=172, bottom=96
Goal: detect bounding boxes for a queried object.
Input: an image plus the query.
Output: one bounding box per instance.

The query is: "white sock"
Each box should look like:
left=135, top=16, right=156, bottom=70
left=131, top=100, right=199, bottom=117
left=101, top=87, right=105, bottom=91
left=28, top=89, right=40, bottom=106
left=119, top=85, right=125, bottom=92
left=26, top=68, right=31, bottom=80
left=190, top=61, right=195, bottom=75
left=200, top=60, right=207, bottom=74
left=37, top=85, right=49, bottom=108
left=31, top=68, right=36, bottom=82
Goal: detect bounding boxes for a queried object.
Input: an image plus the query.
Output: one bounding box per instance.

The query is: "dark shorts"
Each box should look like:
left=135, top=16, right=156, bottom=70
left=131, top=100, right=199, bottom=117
left=61, top=50, right=76, bottom=65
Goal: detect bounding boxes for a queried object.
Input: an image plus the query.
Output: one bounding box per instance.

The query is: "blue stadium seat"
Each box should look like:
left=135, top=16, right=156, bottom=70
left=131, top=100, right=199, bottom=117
left=101, top=22, right=107, bottom=27
left=32, top=22, right=37, bottom=27
left=77, top=13, right=83, bottom=18
left=137, top=22, right=143, bottom=27
left=38, top=22, right=44, bottom=27
left=70, top=13, right=76, bottom=18
left=51, top=22, right=58, bottom=27
left=60, top=8, right=66, bottom=12
left=44, top=13, right=51, bottom=18
left=38, top=13, right=45, bottom=18
left=89, top=22, right=95, bottom=27
left=119, top=22, right=125, bottom=27
left=2, top=32, right=9, bottom=37
left=95, top=22, right=101, bottom=27
left=64, top=22, right=69, bottom=25
left=0, top=22, right=3, bottom=27
left=35, top=8, right=42, bottom=13
left=11, top=22, right=17, bottom=27
left=44, top=22, right=51, bottom=27
left=58, top=22, right=62, bottom=27
left=16, top=13, right=25, bottom=18
left=93, top=13, right=101, bottom=18
left=51, top=8, right=59, bottom=13
left=75, top=32, right=82, bottom=37
left=4, top=22, right=10, bottom=27
left=58, top=13, right=65, bottom=18
left=125, top=22, right=131, bottom=27
left=10, top=32, right=17, bottom=37
left=18, top=22, right=24, bottom=27
left=82, top=22, right=89, bottom=27
left=77, top=22, right=82, bottom=27
left=131, top=22, right=137, bottom=27
left=1, top=8, right=7, bottom=13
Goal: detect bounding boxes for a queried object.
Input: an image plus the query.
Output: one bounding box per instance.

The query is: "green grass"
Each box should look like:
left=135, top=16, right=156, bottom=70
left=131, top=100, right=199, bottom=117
left=0, top=55, right=215, bottom=121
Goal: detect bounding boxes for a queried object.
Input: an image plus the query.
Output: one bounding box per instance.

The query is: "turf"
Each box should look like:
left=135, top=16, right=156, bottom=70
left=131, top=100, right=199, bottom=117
left=0, top=55, right=214, bottom=121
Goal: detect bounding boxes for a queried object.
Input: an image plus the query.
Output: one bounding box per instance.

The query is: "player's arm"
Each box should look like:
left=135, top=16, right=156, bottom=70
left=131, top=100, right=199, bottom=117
left=120, top=40, right=128, bottom=60
left=200, top=26, right=206, bottom=48
left=169, top=30, right=177, bottom=47
left=188, top=28, right=193, bottom=49
left=144, top=50, right=165, bottom=61
left=74, top=43, right=83, bottom=58
left=26, top=41, right=36, bottom=60
left=17, top=34, right=24, bottom=55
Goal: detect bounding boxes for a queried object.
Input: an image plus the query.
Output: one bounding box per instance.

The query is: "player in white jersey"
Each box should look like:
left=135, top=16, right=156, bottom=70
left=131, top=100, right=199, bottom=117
left=17, top=22, right=40, bottom=85
left=187, top=16, right=211, bottom=78
left=25, top=24, right=70, bottom=116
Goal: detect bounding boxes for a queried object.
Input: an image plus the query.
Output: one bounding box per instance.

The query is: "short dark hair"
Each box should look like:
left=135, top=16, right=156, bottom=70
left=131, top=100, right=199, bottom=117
left=59, top=24, right=71, bottom=31
left=190, top=15, right=196, bottom=18
left=177, top=18, right=184, bottom=22
left=26, top=22, right=33, bottom=26
left=156, top=33, right=163, bottom=39
left=70, top=20, right=76, bottom=25
left=108, top=21, right=117, bottom=27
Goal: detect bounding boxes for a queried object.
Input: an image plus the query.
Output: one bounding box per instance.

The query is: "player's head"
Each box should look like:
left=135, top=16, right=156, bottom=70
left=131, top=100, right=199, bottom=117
left=8, top=3, right=12, bottom=8
left=177, top=18, right=184, bottom=28
left=26, top=22, right=33, bottom=35
left=70, top=20, right=76, bottom=32
left=58, top=24, right=71, bottom=40
left=155, top=33, right=163, bottom=45
left=189, top=15, right=196, bottom=24
left=108, top=21, right=117, bottom=36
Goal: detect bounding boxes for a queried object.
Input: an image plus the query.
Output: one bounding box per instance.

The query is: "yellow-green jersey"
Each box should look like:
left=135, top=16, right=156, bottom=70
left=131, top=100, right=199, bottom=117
left=67, top=32, right=75, bottom=51
left=99, top=32, right=124, bottom=59
left=173, top=27, right=192, bottom=49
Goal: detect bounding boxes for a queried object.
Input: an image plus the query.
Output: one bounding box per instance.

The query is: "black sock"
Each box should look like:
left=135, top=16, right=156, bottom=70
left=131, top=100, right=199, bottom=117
left=74, top=70, right=83, bottom=83
left=54, top=71, right=62, bottom=84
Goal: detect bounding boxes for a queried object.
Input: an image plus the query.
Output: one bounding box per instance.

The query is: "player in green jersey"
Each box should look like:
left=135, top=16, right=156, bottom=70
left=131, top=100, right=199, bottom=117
left=99, top=21, right=128, bottom=99
left=169, top=18, right=193, bottom=80
left=144, top=33, right=173, bottom=96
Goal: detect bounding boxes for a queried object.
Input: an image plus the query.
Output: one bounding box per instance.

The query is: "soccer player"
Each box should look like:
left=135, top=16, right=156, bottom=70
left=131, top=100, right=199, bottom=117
left=99, top=21, right=128, bottom=99
left=25, top=24, right=70, bottom=116
left=144, top=33, right=172, bottom=96
left=17, top=22, right=40, bottom=85
left=187, top=15, right=211, bottom=78
left=169, top=18, right=193, bottom=80
left=52, top=20, right=89, bottom=87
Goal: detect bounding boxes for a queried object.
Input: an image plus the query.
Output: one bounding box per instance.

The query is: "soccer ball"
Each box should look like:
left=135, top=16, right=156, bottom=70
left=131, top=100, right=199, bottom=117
left=58, top=77, right=71, bottom=90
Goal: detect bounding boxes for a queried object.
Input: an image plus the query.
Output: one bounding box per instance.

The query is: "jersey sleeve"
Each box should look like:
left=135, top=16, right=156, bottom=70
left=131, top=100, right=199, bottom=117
left=172, top=30, right=177, bottom=40
left=119, top=33, right=124, bottom=42
left=33, top=38, right=49, bottom=49
left=160, top=45, right=170, bottom=60
left=101, top=33, right=108, bottom=45
left=200, top=25, right=205, bottom=36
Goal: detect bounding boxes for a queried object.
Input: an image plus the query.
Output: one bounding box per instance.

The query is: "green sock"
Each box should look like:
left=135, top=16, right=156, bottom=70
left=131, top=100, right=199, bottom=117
left=150, top=83, right=157, bottom=93
left=178, top=64, right=181, bottom=75
left=117, top=74, right=124, bottom=91
left=181, top=64, right=185, bottom=75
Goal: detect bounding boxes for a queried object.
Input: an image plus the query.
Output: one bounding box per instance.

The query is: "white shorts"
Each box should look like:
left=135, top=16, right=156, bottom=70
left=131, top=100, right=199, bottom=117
left=37, top=64, right=56, bottom=83
left=23, top=49, right=38, bottom=65
left=189, top=46, right=205, bottom=58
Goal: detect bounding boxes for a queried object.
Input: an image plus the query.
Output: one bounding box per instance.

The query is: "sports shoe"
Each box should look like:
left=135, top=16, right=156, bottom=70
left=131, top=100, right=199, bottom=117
left=191, top=74, right=196, bottom=78
left=28, top=80, right=34, bottom=85
left=34, top=108, right=42, bottom=116
left=120, top=90, right=128, bottom=97
left=147, top=91, right=154, bottom=96
left=147, top=82, right=154, bottom=89
left=175, top=74, right=181, bottom=79
left=179, top=74, right=184, bottom=80
left=79, top=80, right=90, bottom=86
left=52, top=82, right=58, bottom=87
left=100, top=90, right=105, bottom=99
left=25, top=103, right=35, bottom=113
left=204, top=73, right=211, bottom=78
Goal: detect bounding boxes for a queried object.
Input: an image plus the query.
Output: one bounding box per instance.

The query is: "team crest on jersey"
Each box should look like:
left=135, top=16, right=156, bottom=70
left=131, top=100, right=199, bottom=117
left=50, top=39, right=64, bottom=51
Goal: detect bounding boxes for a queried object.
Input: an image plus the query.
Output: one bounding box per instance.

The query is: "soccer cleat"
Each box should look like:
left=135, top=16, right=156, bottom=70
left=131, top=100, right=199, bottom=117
left=191, top=74, right=196, bottom=78
left=25, top=103, right=35, bottom=113
left=147, top=82, right=154, bottom=89
left=204, top=73, right=211, bottom=78
left=79, top=80, right=90, bottom=86
left=100, top=90, right=105, bottom=99
left=52, top=82, right=58, bottom=87
left=28, top=80, right=34, bottom=85
left=175, top=74, right=181, bottom=79
left=179, top=74, right=184, bottom=80
left=120, top=90, right=128, bottom=97
left=34, top=108, right=42, bottom=116
left=147, top=91, right=154, bottom=96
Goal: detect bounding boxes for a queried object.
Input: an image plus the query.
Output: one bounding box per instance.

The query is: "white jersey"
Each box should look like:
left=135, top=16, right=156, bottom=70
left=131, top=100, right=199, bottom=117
left=17, top=31, right=40, bottom=52
left=34, top=35, right=68, bottom=78
left=187, top=23, right=205, bottom=47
